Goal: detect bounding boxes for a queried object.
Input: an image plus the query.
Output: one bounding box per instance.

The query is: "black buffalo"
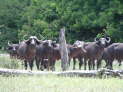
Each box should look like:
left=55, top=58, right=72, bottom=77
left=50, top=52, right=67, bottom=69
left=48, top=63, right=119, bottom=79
left=83, top=37, right=111, bottom=70
left=17, top=36, right=41, bottom=70
left=7, top=42, right=19, bottom=59
left=98, top=43, right=123, bottom=69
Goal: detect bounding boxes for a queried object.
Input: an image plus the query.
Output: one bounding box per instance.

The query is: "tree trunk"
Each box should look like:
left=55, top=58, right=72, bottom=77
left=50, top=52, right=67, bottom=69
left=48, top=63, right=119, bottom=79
left=59, top=28, right=69, bottom=71
left=0, top=68, right=123, bottom=78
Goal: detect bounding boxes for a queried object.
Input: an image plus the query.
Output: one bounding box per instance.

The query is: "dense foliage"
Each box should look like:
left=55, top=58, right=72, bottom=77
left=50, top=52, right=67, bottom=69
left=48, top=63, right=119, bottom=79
left=0, top=0, right=123, bottom=49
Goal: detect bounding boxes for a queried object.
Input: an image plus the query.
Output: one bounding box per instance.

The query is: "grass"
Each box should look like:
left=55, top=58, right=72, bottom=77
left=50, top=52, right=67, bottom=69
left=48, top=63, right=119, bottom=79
left=0, top=50, right=7, bottom=54
left=0, top=54, right=123, bottom=92
left=0, top=54, right=123, bottom=71
left=0, top=55, right=22, bottom=69
left=0, top=75, right=123, bottom=92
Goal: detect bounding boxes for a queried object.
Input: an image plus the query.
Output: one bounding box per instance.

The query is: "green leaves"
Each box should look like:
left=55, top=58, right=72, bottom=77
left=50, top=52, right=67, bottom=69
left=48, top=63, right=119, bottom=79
left=0, top=0, right=123, bottom=48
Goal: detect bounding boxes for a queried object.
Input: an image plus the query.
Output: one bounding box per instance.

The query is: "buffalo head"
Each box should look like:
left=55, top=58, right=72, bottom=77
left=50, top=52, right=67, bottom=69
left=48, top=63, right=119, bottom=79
left=51, top=41, right=58, bottom=47
left=7, top=41, right=19, bottom=54
left=25, top=36, right=40, bottom=47
left=73, top=40, right=84, bottom=47
left=94, top=37, right=111, bottom=47
left=73, top=40, right=87, bottom=53
left=42, top=40, right=53, bottom=48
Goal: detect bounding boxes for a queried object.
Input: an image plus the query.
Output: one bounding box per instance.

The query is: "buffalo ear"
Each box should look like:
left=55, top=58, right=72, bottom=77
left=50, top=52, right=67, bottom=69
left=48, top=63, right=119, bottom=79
left=94, top=38, right=101, bottom=45
left=52, top=41, right=57, bottom=47
left=36, top=40, right=41, bottom=45
left=106, top=37, right=111, bottom=43
left=7, top=46, right=12, bottom=50
left=52, top=43, right=57, bottom=47
left=94, top=38, right=99, bottom=42
left=25, top=40, right=30, bottom=45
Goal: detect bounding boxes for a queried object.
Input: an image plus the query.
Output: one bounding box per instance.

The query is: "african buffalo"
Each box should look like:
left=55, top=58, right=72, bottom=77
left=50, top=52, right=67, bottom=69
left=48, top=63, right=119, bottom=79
left=17, top=36, right=40, bottom=70
left=99, top=43, right=123, bottom=69
left=44, top=41, right=86, bottom=71
left=7, top=42, right=19, bottom=59
left=36, top=40, right=55, bottom=71
left=72, top=55, right=83, bottom=70
left=36, top=40, right=87, bottom=71
left=70, top=41, right=86, bottom=70
left=83, top=37, right=111, bottom=70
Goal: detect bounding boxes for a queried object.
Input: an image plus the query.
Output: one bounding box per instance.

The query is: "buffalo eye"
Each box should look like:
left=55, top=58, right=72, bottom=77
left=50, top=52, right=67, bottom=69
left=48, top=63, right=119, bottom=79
left=8, top=46, right=13, bottom=50
left=35, top=39, right=40, bottom=45
left=25, top=40, right=31, bottom=45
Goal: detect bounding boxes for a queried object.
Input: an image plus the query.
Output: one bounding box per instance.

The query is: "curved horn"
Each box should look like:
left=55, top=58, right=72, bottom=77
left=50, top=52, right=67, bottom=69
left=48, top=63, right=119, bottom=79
left=106, top=37, right=111, bottom=43
left=23, top=35, right=28, bottom=40
left=8, top=41, right=12, bottom=46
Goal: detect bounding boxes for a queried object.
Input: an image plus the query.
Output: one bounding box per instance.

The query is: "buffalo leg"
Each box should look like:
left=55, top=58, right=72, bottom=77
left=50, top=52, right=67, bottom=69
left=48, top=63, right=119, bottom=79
left=69, top=58, right=71, bottom=66
left=84, top=58, right=87, bottom=70
left=29, top=60, right=34, bottom=70
left=79, top=57, right=83, bottom=70
left=104, top=60, right=108, bottom=68
left=118, top=60, right=122, bottom=66
left=79, top=62, right=82, bottom=70
left=50, top=59, right=54, bottom=71
left=53, top=60, right=56, bottom=71
left=107, top=60, right=113, bottom=70
left=51, top=60, right=56, bottom=71
left=24, top=60, right=28, bottom=70
left=109, top=61, right=113, bottom=70
left=40, top=60, right=44, bottom=71
left=88, top=60, right=92, bottom=70
left=110, top=61, right=113, bottom=70
left=88, top=60, right=91, bottom=70
left=92, top=60, right=95, bottom=70
left=97, top=59, right=102, bottom=70
left=47, top=60, right=50, bottom=71
left=73, top=58, right=76, bottom=70
left=35, top=59, right=40, bottom=70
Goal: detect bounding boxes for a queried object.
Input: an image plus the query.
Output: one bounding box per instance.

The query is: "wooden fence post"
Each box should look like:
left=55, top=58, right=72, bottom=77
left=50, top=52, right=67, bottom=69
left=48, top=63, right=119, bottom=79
left=59, top=27, right=69, bottom=71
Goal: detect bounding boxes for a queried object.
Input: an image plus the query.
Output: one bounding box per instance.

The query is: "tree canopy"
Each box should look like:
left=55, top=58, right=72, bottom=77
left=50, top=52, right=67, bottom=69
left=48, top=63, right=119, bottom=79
left=0, top=0, right=123, bottom=48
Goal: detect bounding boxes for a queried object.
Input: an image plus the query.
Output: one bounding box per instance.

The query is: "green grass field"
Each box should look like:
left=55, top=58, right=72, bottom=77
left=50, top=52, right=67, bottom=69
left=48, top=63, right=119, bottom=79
left=0, top=54, right=123, bottom=92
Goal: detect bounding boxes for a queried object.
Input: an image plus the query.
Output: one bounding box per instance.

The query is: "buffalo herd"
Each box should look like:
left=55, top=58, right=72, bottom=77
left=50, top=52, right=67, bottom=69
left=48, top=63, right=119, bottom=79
left=7, top=36, right=123, bottom=71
